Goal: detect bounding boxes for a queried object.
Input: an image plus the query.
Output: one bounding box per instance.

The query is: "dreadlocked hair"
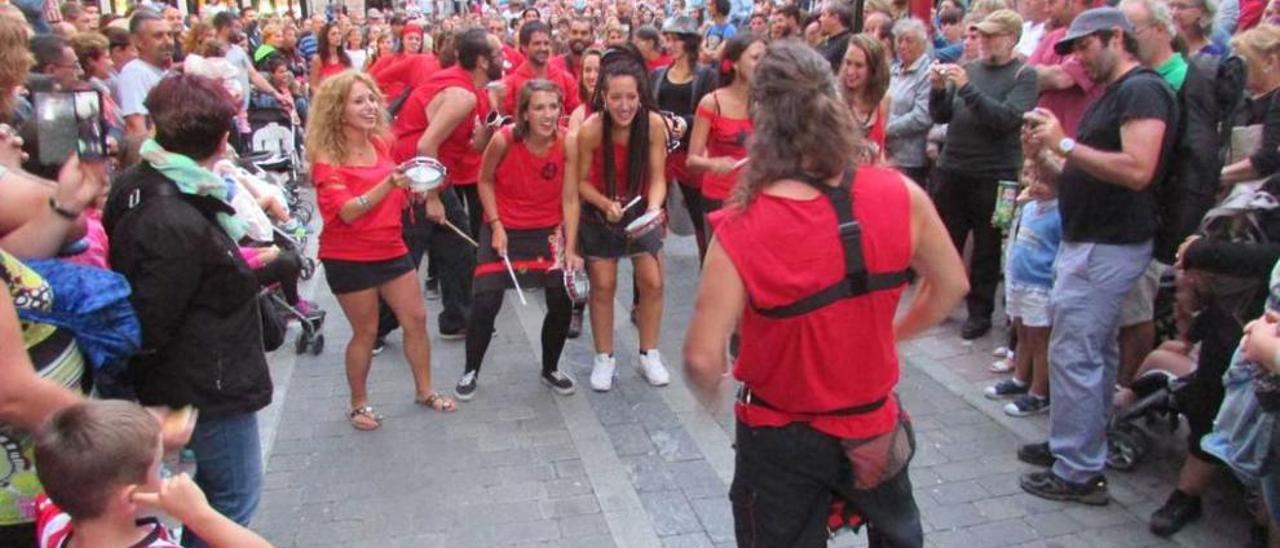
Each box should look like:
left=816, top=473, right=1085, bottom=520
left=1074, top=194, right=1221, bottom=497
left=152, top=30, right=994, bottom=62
left=731, top=40, right=861, bottom=208
left=593, top=45, right=658, bottom=200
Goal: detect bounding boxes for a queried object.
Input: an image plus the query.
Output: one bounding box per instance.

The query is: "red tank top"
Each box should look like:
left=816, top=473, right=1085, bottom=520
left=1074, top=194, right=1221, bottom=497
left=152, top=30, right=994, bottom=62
left=695, top=99, right=753, bottom=201
left=866, top=108, right=886, bottom=157
left=317, top=58, right=346, bottom=84
left=709, top=166, right=912, bottom=439
left=588, top=139, right=644, bottom=201
left=494, top=127, right=565, bottom=229
left=391, top=66, right=491, bottom=185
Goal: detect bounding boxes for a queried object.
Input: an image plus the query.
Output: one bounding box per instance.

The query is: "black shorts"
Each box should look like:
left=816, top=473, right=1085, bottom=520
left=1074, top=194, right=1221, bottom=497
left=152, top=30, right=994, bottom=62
left=578, top=203, right=663, bottom=261
left=321, top=254, right=414, bottom=295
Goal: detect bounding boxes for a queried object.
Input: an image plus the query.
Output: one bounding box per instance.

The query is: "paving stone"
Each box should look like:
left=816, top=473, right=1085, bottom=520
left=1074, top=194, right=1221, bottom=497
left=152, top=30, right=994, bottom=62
left=608, top=422, right=658, bottom=456
left=540, top=494, right=602, bottom=518
left=928, top=480, right=989, bottom=505
left=546, top=477, right=594, bottom=498
left=623, top=454, right=681, bottom=493
left=639, top=490, right=705, bottom=536
left=662, top=532, right=715, bottom=548
left=965, top=518, right=1039, bottom=547
left=925, top=502, right=988, bottom=530
left=558, top=513, right=611, bottom=538
left=690, top=496, right=735, bottom=544
left=1021, top=511, right=1084, bottom=537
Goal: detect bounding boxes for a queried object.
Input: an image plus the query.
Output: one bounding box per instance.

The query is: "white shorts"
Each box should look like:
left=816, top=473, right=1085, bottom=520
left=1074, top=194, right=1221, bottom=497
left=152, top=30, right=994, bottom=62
left=1118, top=260, right=1169, bottom=327
left=1006, top=283, right=1052, bottom=327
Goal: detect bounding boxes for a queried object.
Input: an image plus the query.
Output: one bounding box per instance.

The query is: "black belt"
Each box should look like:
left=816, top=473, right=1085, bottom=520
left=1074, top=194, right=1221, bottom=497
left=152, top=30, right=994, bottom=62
left=737, top=386, right=888, bottom=418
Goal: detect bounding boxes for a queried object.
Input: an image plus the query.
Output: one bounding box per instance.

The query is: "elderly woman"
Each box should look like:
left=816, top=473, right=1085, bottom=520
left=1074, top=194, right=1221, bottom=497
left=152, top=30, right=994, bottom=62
left=102, top=74, right=269, bottom=543
left=886, top=18, right=933, bottom=184
left=1171, top=0, right=1226, bottom=74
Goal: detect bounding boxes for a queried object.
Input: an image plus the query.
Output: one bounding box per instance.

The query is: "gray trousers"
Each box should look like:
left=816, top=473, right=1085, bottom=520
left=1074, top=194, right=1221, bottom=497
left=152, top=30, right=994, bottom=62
left=1048, top=240, right=1153, bottom=484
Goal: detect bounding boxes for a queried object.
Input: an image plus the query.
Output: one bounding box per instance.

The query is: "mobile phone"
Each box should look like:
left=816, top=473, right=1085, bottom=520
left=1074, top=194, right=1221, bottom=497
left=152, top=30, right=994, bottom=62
left=33, top=90, right=107, bottom=166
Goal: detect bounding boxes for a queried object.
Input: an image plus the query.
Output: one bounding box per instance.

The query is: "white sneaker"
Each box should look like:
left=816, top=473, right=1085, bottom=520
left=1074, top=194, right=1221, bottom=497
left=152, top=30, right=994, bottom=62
left=638, top=350, right=670, bottom=387
left=591, top=353, right=616, bottom=391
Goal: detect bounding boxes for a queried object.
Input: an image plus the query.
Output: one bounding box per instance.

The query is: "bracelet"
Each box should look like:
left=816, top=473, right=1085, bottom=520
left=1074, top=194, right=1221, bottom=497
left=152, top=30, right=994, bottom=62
left=488, top=217, right=502, bottom=226
left=356, top=195, right=370, bottom=209
left=48, top=197, right=80, bottom=220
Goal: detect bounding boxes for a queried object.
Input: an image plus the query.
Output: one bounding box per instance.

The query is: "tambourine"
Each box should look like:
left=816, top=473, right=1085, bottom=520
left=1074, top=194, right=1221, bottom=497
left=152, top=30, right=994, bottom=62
left=564, top=268, right=590, bottom=304
left=399, top=156, right=447, bottom=193
left=624, top=209, right=665, bottom=240
left=659, top=110, right=685, bottom=153
left=485, top=110, right=513, bottom=130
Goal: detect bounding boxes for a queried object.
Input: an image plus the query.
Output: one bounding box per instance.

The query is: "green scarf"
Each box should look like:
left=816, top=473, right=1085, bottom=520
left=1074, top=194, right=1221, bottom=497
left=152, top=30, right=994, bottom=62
left=139, top=139, right=246, bottom=241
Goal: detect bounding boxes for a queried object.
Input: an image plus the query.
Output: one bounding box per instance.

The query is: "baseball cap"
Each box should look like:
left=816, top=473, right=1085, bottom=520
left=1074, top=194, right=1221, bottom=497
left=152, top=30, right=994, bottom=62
left=661, top=15, right=699, bottom=36
left=970, top=9, right=1023, bottom=37
left=1053, top=7, right=1135, bottom=55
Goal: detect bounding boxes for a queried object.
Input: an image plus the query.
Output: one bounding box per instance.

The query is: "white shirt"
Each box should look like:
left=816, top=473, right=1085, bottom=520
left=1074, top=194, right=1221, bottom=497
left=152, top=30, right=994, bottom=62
left=117, top=58, right=166, bottom=118
left=1016, top=20, right=1045, bottom=59
left=224, top=44, right=254, bottom=108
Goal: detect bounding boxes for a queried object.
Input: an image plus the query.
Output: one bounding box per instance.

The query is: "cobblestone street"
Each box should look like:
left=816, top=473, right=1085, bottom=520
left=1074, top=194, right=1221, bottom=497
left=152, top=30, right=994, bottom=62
left=252, top=235, right=1254, bottom=547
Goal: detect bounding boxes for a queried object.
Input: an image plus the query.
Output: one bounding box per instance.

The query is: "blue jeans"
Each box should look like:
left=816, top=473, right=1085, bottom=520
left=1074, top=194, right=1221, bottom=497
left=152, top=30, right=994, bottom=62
left=181, top=412, right=263, bottom=547
left=1048, top=240, right=1152, bottom=484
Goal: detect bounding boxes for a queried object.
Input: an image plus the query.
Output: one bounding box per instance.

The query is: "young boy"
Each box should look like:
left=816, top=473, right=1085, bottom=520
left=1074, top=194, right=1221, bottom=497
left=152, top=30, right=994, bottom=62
left=32, top=400, right=271, bottom=548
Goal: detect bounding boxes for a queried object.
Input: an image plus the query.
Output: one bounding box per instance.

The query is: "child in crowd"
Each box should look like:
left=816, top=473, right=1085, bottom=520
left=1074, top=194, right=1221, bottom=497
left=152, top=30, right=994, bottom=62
left=32, top=401, right=271, bottom=548
left=985, top=171, right=1061, bottom=417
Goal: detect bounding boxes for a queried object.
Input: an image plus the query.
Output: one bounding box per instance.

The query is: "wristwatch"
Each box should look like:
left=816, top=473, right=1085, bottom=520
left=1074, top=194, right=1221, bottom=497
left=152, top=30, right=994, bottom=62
left=1057, top=137, right=1076, bottom=157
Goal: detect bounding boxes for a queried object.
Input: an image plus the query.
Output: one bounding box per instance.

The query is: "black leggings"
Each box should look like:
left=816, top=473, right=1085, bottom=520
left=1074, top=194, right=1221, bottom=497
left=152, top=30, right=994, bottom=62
left=254, top=248, right=304, bottom=305
left=465, top=284, right=574, bottom=375
left=678, top=181, right=707, bottom=259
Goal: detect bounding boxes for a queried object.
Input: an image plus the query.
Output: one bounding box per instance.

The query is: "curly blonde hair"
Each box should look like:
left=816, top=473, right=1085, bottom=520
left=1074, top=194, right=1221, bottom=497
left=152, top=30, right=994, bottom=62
left=0, top=16, right=31, bottom=119
left=305, top=71, right=389, bottom=165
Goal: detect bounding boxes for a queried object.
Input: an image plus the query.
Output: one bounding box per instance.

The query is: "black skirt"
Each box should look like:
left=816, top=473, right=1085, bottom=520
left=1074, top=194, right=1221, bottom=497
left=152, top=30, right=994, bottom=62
left=474, top=224, right=564, bottom=293
left=322, top=254, right=415, bottom=295
left=579, top=202, right=663, bottom=260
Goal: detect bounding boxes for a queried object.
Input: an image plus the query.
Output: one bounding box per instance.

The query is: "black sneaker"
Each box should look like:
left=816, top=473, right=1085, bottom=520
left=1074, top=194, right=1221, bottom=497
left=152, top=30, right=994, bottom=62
left=425, top=278, right=441, bottom=301
left=371, top=337, right=386, bottom=356
left=984, top=378, right=1029, bottom=400
left=1150, top=489, right=1202, bottom=537
left=1019, top=470, right=1109, bottom=506
left=440, top=327, right=467, bottom=341
left=961, top=317, right=992, bottom=340
left=567, top=308, right=583, bottom=339
left=541, top=370, right=577, bottom=395
left=455, top=370, right=478, bottom=401
left=1017, top=441, right=1055, bottom=467
left=1004, top=394, right=1050, bottom=417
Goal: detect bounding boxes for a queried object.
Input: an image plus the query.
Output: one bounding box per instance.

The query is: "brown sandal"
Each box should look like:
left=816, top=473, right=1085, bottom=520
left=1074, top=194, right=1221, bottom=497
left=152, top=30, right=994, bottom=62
left=348, top=406, right=382, bottom=431
left=415, top=393, right=457, bottom=413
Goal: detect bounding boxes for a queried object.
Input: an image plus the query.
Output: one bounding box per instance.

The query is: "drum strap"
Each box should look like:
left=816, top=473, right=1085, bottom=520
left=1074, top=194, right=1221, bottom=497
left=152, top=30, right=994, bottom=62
left=752, top=170, right=910, bottom=319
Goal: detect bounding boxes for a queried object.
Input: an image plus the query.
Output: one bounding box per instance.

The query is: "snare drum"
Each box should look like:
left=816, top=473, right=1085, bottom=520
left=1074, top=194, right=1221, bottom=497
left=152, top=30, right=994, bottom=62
left=486, top=111, right=513, bottom=130
left=399, top=157, right=448, bottom=193
left=659, top=111, right=685, bottom=152
left=624, top=209, right=665, bottom=240
left=564, top=268, right=590, bottom=304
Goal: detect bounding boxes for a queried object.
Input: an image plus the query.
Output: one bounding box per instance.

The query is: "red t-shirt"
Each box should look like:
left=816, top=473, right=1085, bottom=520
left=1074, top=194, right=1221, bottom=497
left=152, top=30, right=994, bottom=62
left=549, top=53, right=584, bottom=80
left=695, top=102, right=753, bottom=201
left=494, top=127, right=565, bottom=229
left=710, top=166, right=912, bottom=439
left=374, top=53, right=441, bottom=102
left=499, top=61, right=581, bottom=116
left=502, top=44, right=525, bottom=75
left=589, top=140, right=646, bottom=201
left=1027, top=27, right=1103, bottom=137
left=391, top=66, right=491, bottom=185
left=316, top=58, right=347, bottom=85
left=313, top=139, right=408, bottom=261
left=36, top=495, right=181, bottom=548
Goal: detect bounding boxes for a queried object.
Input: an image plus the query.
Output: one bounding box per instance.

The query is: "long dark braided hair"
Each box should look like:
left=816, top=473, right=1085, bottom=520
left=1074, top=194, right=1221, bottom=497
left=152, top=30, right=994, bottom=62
left=592, top=45, right=659, bottom=201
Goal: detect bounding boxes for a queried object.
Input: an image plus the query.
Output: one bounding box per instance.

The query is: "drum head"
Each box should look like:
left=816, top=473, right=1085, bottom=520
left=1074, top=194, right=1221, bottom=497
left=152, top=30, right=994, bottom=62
left=400, top=157, right=447, bottom=192
left=624, top=210, right=664, bottom=239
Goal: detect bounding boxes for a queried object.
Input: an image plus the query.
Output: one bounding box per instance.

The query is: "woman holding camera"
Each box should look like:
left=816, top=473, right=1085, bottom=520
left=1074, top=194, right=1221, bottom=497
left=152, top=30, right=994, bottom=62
left=453, top=80, right=580, bottom=401
left=306, top=71, right=455, bottom=432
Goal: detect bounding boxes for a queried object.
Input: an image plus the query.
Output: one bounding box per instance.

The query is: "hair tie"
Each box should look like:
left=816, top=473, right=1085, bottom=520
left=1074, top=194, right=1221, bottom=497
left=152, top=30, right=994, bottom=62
left=720, top=58, right=734, bottom=75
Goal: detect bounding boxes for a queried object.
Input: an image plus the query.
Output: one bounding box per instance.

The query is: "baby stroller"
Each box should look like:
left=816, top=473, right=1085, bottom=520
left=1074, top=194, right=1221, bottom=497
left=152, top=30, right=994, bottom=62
left=259, top=225, right=326, bottom=356
left=1107, top=349, right=1196, bottom=470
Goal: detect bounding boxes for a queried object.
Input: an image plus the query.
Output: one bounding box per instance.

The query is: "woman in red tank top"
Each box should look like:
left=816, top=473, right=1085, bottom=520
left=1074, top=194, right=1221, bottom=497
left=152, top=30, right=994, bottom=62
left=574, top=47, right=671, bottom=393
left=306, top=72, right=457, bottom=432
left=838, top=34, right=891, bottom=163
left=567, top=49, right=603, bottom=132
left=687, top=33, right=766, bottom=223
left=310, top=23, right=352, bottom=87
left=683, top=42, right=968, bottom=547
left=454, top=81, right=580, bottom=400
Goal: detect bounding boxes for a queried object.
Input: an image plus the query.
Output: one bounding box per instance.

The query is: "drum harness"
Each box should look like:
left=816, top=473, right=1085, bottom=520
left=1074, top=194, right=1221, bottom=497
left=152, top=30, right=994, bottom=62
left=737, top=169, right=912, bottom=419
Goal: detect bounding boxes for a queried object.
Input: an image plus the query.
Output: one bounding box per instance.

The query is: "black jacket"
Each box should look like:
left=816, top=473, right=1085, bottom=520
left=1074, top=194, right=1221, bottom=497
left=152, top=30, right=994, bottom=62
left=103, top=163, right=272, bottom=419
left=1153, top=62, right=1223, bottom=264
left=650, top=64, right=718, bottom=151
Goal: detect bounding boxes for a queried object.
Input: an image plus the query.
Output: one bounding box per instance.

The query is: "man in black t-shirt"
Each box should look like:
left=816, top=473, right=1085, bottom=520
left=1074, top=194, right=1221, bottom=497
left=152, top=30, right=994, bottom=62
left=1016, top=7, right=1177, bottom=506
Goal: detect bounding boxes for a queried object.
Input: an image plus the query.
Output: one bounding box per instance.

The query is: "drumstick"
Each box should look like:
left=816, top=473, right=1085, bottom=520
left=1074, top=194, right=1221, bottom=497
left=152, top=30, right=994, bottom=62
left=732, top=157, right=749, bottom=169
left=501, top=253, right=528, bottom=306
left=621, top=195, right=642, bottom=213
left=442, top=219, right=479, bottom=247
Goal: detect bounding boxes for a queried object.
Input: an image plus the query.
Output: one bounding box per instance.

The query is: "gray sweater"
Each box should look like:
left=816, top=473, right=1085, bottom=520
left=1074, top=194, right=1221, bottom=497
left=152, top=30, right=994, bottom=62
left=929, top=58, right=1039, bottom=181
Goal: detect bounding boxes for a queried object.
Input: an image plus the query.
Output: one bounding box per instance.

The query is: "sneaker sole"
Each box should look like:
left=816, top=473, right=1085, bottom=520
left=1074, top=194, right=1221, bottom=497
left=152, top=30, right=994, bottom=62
left=439, top=332, right=467, bottom=341
left=984, top=389, right=1026, bottom=400
left=1004, top=404, right=1050, bottom=417
left=1019, top=480, right=1110, bottom=506
left=541, top=377, right=577, bottom=396
left=454, top=386, right=477, bottom=401
left=590, top=383, right=612, bottom=392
